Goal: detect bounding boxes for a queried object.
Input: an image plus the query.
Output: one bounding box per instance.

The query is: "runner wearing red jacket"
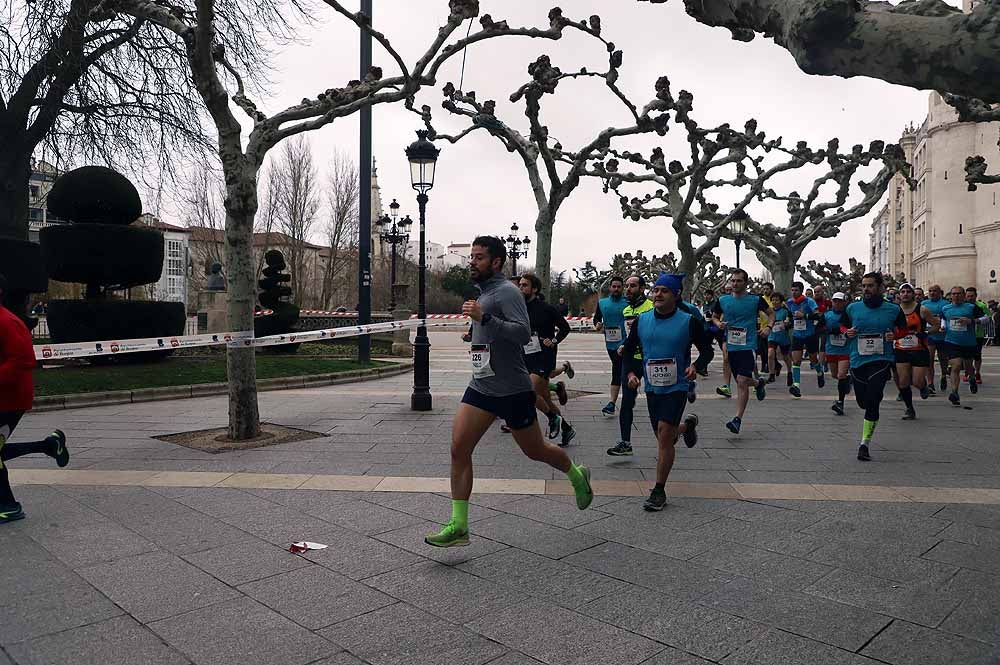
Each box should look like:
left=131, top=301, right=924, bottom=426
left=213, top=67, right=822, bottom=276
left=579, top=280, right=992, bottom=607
left=1, top=273, right=70, bottom=523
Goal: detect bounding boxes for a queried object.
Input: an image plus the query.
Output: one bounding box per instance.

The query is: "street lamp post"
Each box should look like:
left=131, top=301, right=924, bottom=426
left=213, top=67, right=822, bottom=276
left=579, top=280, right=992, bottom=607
left=503, top=222, right=531, bottom=276
left=375, top=198, right=411, bottom=311
left=731, top=215, right=747, bottom=270
left=406, top=130, right=439, bottom=412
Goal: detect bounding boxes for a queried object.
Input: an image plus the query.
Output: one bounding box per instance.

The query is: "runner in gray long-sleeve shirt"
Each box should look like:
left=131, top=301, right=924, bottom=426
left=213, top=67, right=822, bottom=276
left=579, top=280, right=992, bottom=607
left=425, top=236, right=594, bottom=548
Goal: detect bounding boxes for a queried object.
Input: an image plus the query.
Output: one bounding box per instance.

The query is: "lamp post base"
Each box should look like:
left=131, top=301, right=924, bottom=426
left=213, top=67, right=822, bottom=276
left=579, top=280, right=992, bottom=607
left=410, top=392, right=432, bottom=411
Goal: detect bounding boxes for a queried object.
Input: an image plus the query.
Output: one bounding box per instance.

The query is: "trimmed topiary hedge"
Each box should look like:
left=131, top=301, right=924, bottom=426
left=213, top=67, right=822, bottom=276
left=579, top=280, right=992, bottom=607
left=40, top=224, right=164, bottom=288
left=47, top=299, right=186, bottom=363
left=46, top=166, right=142, bottom=225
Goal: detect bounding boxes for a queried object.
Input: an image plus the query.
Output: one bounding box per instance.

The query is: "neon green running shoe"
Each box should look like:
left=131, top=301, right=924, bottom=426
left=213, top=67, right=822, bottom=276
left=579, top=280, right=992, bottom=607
left=571, top=465, right=593, bottom=510
left=424, top=520, right=470, bottom=548
left=0, top=502, right=25, bottom=523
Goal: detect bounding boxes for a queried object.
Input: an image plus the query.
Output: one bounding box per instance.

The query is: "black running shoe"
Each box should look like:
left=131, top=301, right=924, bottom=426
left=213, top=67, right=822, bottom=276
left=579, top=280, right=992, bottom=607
left=501, top=424, right=512, bottom=433
left=643, top=487, right=667, bottom=512
left=0, top=502, right=25, bottom=523
left=607, top=441, right=633, bottom=456
left=687, top=380, right=697, bottom=404
left=831, top=401, right=844, bottom=416
left=902, top=409, right=916, bottom=421
left=927, top=384, right=937, bottom=396
left=919, top=385, right=930, bottom=400
left=949, top=391, right=961, bottom=407
left=970, top=378, right=978, bottom=395
left=817, top=372, right=825, bottom=389
left=682, top=414, right=699, bottom=448
left=767, top=373, right=776, bottom=384
left=45, top=430, right=69, bottom=468
left=725, top=417, right=742, bottom=434
left=755, top=378, right=767, bottom=401
left=555, top=381, right=568, bottom=406
left=560, top=426, right=576, bottom=448
left=857, top=444, right=871, bottom=461
left=940, top=376, right=948, bottom=391
left=563, top=361, right=575, bottom=379
left=789, top=385, right=801, bottom=398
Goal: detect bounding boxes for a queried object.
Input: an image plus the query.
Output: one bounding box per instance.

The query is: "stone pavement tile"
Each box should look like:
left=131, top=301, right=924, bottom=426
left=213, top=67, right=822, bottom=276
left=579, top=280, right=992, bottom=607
left=803, top=567, right=962, bottom=627
left=802, top=515, right=946, bottom=550
left=465, top=598, right=664, bottom=665
left=860, top=620, right=1000, bottom=665
left=0, top=535, right=92, bottom=596
left=5, top=615, right=189, bottom=665
left=691, top=543, right=833, bottom=590
left=308, top=652, right=369, bottom=665
left=150, top=597, right=338, bottom=665
left=924, top=539, right=1000, bottom=575
left=27, top=518, right=159, bottom=568
left=480, top=653, right=544, bottom=665
left=268, top=461, right=376, bottom=476
left=374, top=520, right=509, bottom=567
left=637, top=649, right=715, bottom=665
left=593, top=498, right=722, bottom=530
left=318, top=602, right=507, bottom=665
left=216, top=472, right=312, bottom=489
left=364, top=560, right=527, bottom=623
left=8, top=484, right=112, bottom=525
left=458, top=548, right=628, bottom=609
left=126, top=507, right=253, bottom=555
left=373, top=476, right=451, bottom=492
left=469, top=513, right=606, bottom=559
left=248, top=490, right=426, bottom=536
left=938, top=521, right=1000, bottom=549
left=0, top=649, right=10, bottom=665
left=182, top=538, right=311, bottom=586
left=299, top=474, right=384, bottom=491
left=805, top=537, right=958, bottom=586
left=578, top=586, right=767, bottom=661
left=474, top=465, right=555, bottom=480
left=219, top=505, right=335, bottom=545
left=935, top=504, right=1000, bottom=530
left=721, top=628, right=884, bottom=665
left=734, top=482, right=828, bottom=500
left=238, top=565, right=395, bottom=630
left=496, top=496, right=611, bottom=529
left=688, top=517, right=825, bottom=558
left=161, top=487, right=282, bottom=518
left=563, top=542, right=733, bottom=602
left=939, top=569, right=1000, bottom=644
left=699, top=577, right=892, bottom=652
left=361, top=491, right=501, bottom=524
left=673, top=498, right=824, bottom=530
left=77, top=550, right=240, bottom=623
left=0, top=583, right=122, bottom=644
left=575, top=515, right=720, bottom=561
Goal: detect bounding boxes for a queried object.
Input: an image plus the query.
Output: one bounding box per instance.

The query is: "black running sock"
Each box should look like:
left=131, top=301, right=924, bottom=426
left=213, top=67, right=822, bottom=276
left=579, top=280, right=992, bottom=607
left=654, top=482, right=665, bottom=492
left=837, top=377, right=850, bottom=402
left=901, top=387, right=914, bottom=411
left=0, top=440, right=50, bottom=461
left=0, top=467, right=15, bottom=504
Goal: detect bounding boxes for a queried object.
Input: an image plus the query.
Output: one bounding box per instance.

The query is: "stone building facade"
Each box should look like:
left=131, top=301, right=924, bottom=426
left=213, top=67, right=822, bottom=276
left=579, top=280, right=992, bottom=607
left=870, top=92, right=1000, bottom=300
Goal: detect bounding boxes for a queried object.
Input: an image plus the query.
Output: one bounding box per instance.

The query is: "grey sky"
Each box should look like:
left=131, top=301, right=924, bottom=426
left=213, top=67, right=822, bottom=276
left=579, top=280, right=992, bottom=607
left=218, top=0, right=944, bottom=279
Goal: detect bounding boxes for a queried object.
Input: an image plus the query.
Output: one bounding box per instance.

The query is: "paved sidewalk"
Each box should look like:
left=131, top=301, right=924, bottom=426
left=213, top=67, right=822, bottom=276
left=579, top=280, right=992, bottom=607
left=2, top=333, right=1000, bottom=664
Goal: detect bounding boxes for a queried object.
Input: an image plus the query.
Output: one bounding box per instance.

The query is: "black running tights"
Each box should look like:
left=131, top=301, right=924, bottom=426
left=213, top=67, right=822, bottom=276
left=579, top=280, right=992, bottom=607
left=850, top=361, right=892, bottom=422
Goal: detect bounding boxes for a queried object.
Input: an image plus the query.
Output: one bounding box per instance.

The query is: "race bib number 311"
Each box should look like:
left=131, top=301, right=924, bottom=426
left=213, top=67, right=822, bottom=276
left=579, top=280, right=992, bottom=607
left=604, top=327, right=622, bottom=343
left=646, top=358, right=678, bottom=387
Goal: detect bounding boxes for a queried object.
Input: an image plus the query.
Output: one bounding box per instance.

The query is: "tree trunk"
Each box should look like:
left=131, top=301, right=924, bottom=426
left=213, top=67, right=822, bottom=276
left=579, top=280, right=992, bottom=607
left=532, top=208, right=554, bottom=294
left=0, top=142, right=31, bottom=241
left=767, top=250, right=803, bottom=293
left=224, top=172, right=261, bottom=440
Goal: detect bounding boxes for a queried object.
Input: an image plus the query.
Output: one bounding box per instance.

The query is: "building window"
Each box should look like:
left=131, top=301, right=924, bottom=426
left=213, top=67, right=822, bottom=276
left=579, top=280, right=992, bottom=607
left=29, top=185, right=39, bottom=199
left=28, top=208, right=42, bottom=221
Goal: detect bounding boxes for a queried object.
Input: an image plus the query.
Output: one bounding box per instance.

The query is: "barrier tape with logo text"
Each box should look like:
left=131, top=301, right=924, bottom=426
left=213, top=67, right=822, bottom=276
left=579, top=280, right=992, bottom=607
left=34, top=318, right=447, bottom=361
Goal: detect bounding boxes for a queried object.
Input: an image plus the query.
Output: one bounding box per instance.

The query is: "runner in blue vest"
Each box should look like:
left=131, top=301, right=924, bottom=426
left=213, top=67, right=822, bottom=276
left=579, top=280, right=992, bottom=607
left=941, top=285, right=989, bottom=406
left=593, top=276, right=628, bottom=418
left=822, top=292, right=853, bottom=415
left=922, top=284, right=948, bottom=394
left=710, top=269, right=774, bottom=434
left=621, top=272, right=713, bottom=511
left=841, top=272, right=907, bottom=461
left=766, top=292, right=793, bottom=385
left=787, top=281, right=825, bottom=397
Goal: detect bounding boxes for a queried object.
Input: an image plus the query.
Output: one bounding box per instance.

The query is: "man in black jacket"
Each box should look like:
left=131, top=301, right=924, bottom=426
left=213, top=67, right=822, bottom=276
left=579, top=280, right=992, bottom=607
left=519, top=274, right=576, bottom=446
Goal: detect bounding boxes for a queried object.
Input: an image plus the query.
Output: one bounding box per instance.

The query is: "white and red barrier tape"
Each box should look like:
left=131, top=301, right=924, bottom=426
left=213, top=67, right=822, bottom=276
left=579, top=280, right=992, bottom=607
left=34, top=318, right=444, bottom=360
